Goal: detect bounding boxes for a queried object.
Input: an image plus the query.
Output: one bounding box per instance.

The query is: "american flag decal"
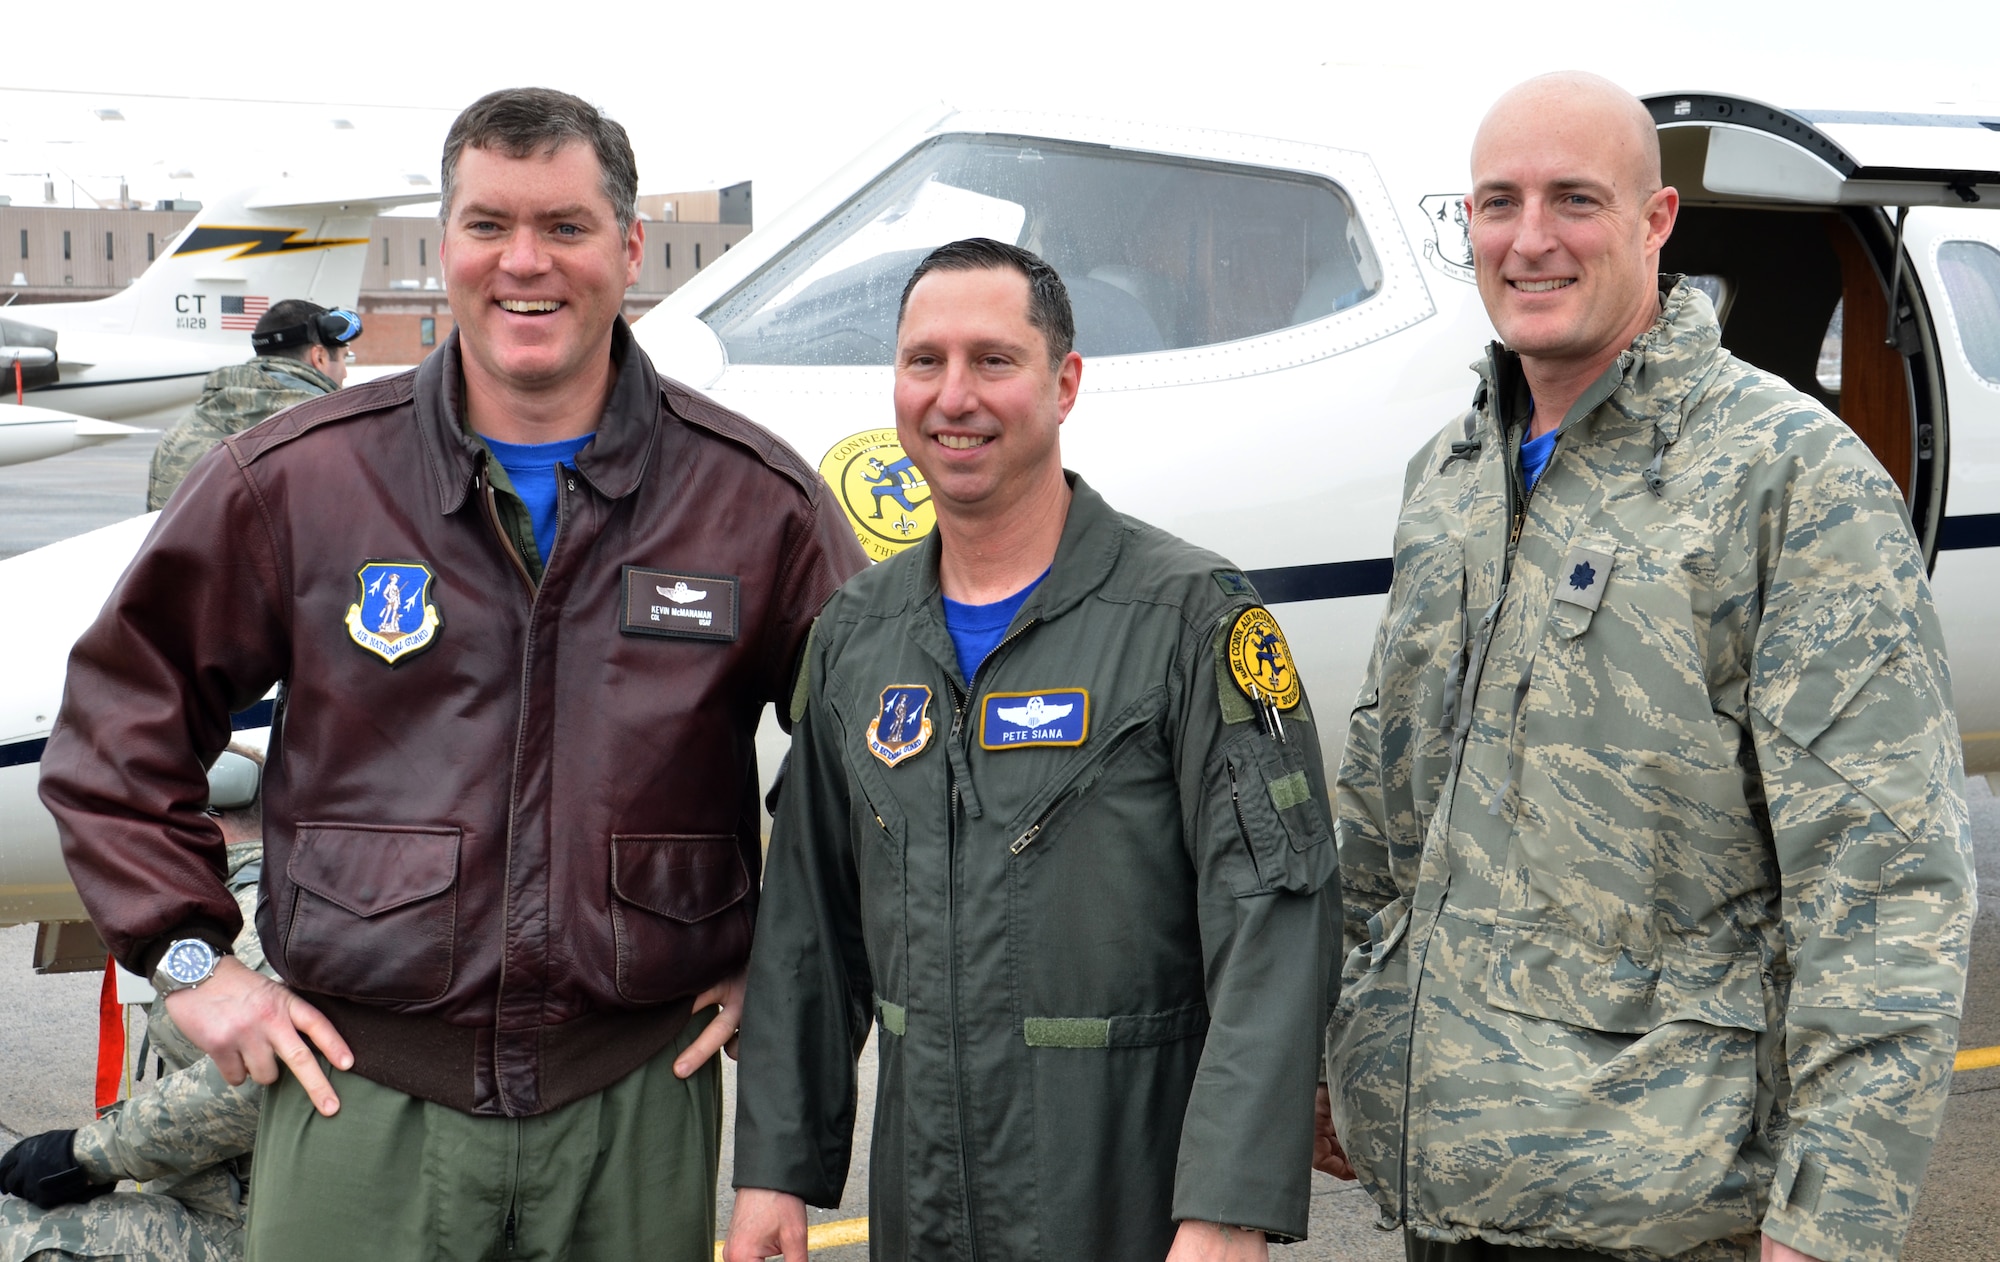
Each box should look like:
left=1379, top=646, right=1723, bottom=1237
left=220, top=295, right=269, bottom=331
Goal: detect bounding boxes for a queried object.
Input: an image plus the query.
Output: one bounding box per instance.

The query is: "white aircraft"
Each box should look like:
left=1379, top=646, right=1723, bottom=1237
left=0, top=402, right=147, bottom=467
left=2, top=81, right=1999, bottom=942
left=0, top=179, right=436, bottom=438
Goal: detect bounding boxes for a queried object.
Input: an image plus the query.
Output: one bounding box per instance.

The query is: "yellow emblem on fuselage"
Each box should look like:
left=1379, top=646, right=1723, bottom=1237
left=1227, top=606, right=1301, bottom=710
left=818, top=430, right=935, bottom=562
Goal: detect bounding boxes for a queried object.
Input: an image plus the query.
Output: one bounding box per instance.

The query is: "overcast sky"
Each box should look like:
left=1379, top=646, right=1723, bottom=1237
left=4, top=0, right=1997, bottom=219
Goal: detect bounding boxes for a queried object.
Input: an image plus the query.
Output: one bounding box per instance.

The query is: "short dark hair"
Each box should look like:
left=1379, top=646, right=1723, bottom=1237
left=898, top=238, right=1075, bottom=367
left=253, top=299, right=329, bottom=363
left=439, top=88, right=639, bottom=233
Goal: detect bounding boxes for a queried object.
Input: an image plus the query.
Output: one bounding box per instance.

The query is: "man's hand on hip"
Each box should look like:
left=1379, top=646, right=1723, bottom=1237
left=723, top=1187, right=808, bottom=1262
left=1165, top=1220, right=1267, bottom=1261
left=163, top=955, right=352, bottom=1116
left=675, top=966, right=747, bottom=1078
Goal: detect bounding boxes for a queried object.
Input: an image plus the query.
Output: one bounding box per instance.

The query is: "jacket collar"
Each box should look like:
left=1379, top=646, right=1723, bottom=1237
left=902, top=471, right=1127, bottom=681
left=1473, top=274, right=1720, bottom=445
left=417, top=318, right=660, bottom=514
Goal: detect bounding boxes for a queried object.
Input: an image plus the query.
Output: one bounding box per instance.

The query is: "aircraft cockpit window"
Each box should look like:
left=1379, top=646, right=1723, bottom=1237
left=1684, top=274, right=1734, bottom=326
left=1937, top=241, right=2000, bottom=387
left=1817, top=298, right=1844, bottom=394
left=704, top=134, right=1383, bottom=367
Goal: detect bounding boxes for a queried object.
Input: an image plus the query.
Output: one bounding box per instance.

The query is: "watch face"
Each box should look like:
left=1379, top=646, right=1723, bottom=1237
left=163, top=940, right=217, bottom=986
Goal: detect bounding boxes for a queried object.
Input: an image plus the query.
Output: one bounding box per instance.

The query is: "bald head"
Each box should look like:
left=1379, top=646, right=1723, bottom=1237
left=1474, top=72, right=1661, bottom=202
left=1464, top=71, right=1678, bottom=394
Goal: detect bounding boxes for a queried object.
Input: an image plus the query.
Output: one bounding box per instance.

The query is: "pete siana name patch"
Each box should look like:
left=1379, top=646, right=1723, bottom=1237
left=621, top=568, right=739, bottom=642
left=979, top=690, right=1089, bottom=749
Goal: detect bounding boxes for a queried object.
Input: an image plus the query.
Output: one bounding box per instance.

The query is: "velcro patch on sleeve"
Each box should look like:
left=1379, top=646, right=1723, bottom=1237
left=1268, top=769, right=1312, bottom=812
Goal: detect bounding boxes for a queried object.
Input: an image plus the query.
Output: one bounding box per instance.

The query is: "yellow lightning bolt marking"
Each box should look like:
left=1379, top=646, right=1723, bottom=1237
left=172, top=226, right=369, bottom=260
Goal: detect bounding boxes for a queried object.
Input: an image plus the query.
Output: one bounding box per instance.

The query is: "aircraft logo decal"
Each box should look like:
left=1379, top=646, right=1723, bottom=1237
left=819, top=430, right=934, bottom=562
left=1417, top=195, right=1475, bottom=285
left=344, top=561, right=442, bottom=665
left=1227, top=606, right=1301, bottom=711
left=868, top=684, right=935, bottom=767
left=171, top=226, right=370, bottom=261
left=980, top=690, right=1089, bottom=749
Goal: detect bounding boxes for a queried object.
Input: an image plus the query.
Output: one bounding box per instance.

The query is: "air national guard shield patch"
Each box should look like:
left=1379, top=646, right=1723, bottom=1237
left=868, top=684, right=935, bottom=767
left=344, top=561, right=441, bottom=665
left=1227, top=606, right=1301, bottom=710
left=980, top=690, right=1089, bottom=749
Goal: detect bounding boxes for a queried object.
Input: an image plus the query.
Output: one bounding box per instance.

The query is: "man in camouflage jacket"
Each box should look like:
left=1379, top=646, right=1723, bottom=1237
left=1325, top=73, right=1974, bottom=1262
left=145, top=299, right=352, bottom=511
left=0, top=766, right=267, bottom=1262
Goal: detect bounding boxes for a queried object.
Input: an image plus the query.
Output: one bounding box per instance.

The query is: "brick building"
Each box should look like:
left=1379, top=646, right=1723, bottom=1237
left=0, top=181, right=752, bottom=366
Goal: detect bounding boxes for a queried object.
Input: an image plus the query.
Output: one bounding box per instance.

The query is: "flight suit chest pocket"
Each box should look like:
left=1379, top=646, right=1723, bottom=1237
left=1221, top=736, right=1335, bottom=897
left=284, top=823, right=460, bottom=1004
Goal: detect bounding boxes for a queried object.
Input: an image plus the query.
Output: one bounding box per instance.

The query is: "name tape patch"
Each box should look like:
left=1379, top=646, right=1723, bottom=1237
left=621, top=568, right=739, bottom=642
left=979, top=690, right=1089, bottom=750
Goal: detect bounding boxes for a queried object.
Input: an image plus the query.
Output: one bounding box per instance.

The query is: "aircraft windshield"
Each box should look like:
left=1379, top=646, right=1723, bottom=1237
left=704, top=134, right=1383, bottom=367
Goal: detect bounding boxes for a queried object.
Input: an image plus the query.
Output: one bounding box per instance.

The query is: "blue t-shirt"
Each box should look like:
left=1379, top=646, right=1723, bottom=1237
left=941, top=569, right=1049, bottom=682
left=1520, top=426, right=1558, bottom=492
left=485, top=433, right=595, bottom=564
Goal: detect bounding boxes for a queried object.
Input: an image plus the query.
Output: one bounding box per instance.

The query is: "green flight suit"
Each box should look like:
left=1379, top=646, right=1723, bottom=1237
left=734, top=474, right=1339, bottom=1259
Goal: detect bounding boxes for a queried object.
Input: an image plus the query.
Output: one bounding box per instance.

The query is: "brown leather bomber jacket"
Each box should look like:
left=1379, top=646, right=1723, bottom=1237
left=41, top=322, right=866, bottom=1116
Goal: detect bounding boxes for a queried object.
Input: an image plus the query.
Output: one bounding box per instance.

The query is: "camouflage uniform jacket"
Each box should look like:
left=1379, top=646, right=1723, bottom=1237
left=73, top=845, right=269, bottom=1219
left=1328, top=278, right=1974, bottom=1262
left=146, top=358, right=337, bottom=510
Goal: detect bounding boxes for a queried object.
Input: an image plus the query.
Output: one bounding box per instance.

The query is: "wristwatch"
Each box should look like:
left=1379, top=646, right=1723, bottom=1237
left=152, top=938, right=225, bottom=994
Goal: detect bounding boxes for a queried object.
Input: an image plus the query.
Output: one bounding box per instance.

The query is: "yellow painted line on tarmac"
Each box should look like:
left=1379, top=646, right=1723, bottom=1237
left=713, top=1215, right=870, bottom=1259
left=1959, top=1044, right=2000, bottom=1072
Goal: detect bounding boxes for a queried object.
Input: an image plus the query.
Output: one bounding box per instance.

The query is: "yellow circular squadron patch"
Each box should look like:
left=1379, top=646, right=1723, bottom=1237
left=1228, top=606, right=1301, bottom=711
left=818, top=430, right=935, bottom=562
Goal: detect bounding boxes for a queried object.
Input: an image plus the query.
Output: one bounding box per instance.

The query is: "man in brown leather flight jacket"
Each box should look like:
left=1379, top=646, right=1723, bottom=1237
left=40, top=88, right=864, bottom=1261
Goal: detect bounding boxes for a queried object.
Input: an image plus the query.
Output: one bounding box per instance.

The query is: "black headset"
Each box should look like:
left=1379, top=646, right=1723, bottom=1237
left=251, top=307, right=363, bottom=353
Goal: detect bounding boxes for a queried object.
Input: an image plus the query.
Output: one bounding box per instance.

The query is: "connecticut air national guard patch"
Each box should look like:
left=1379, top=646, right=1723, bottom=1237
left=1227, top=606, right=1300, bottom=710
left=868, top=684, right=935, bottom=767
left=344, top=561, right=441, bottom=665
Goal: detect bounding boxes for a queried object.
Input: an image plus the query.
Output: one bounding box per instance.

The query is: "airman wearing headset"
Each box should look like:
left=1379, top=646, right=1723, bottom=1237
left=146, top=300, right=363, bottom=511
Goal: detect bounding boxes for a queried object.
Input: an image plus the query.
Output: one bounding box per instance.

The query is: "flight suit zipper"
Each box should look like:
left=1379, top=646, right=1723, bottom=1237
left=1225, top=761, right=1262, bottom=887
left=940, top=613, right=1038, bottom=1258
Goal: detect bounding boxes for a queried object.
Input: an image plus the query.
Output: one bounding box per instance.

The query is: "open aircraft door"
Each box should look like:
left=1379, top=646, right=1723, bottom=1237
left=1644, top=92, right=2000, bottom=566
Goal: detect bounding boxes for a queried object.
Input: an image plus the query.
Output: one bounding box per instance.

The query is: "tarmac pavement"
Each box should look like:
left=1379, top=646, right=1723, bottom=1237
left=0, top=432, right=1992, bottom=1259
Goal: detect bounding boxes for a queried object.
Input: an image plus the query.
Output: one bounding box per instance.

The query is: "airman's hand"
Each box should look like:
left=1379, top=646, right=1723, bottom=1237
left=675, top=966, right=748, bottom=1078
left=1761, top=1235, right=1823, bottom=1262
left=724, top=1187, right=808, bottom=1262
left=1314, top=1083, right=1355, bottom=1180
left=163, top=955, right=351, bottom=1116
left=1164, top=1220, right=1267, bottom=1261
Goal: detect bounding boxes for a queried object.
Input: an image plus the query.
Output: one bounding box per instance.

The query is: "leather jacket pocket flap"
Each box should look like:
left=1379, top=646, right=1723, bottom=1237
left=611, top=834, right=750, bottom=924
left=288, top=825, right=460, bottom=918
left=1486, top=924, right=1767, bottom=1035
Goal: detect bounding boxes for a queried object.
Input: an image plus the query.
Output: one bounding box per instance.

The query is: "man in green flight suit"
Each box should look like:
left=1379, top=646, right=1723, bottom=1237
left=726, top=238, right=1340, bottom=1262
left=1323, top=72, right=1975, bottom=1262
